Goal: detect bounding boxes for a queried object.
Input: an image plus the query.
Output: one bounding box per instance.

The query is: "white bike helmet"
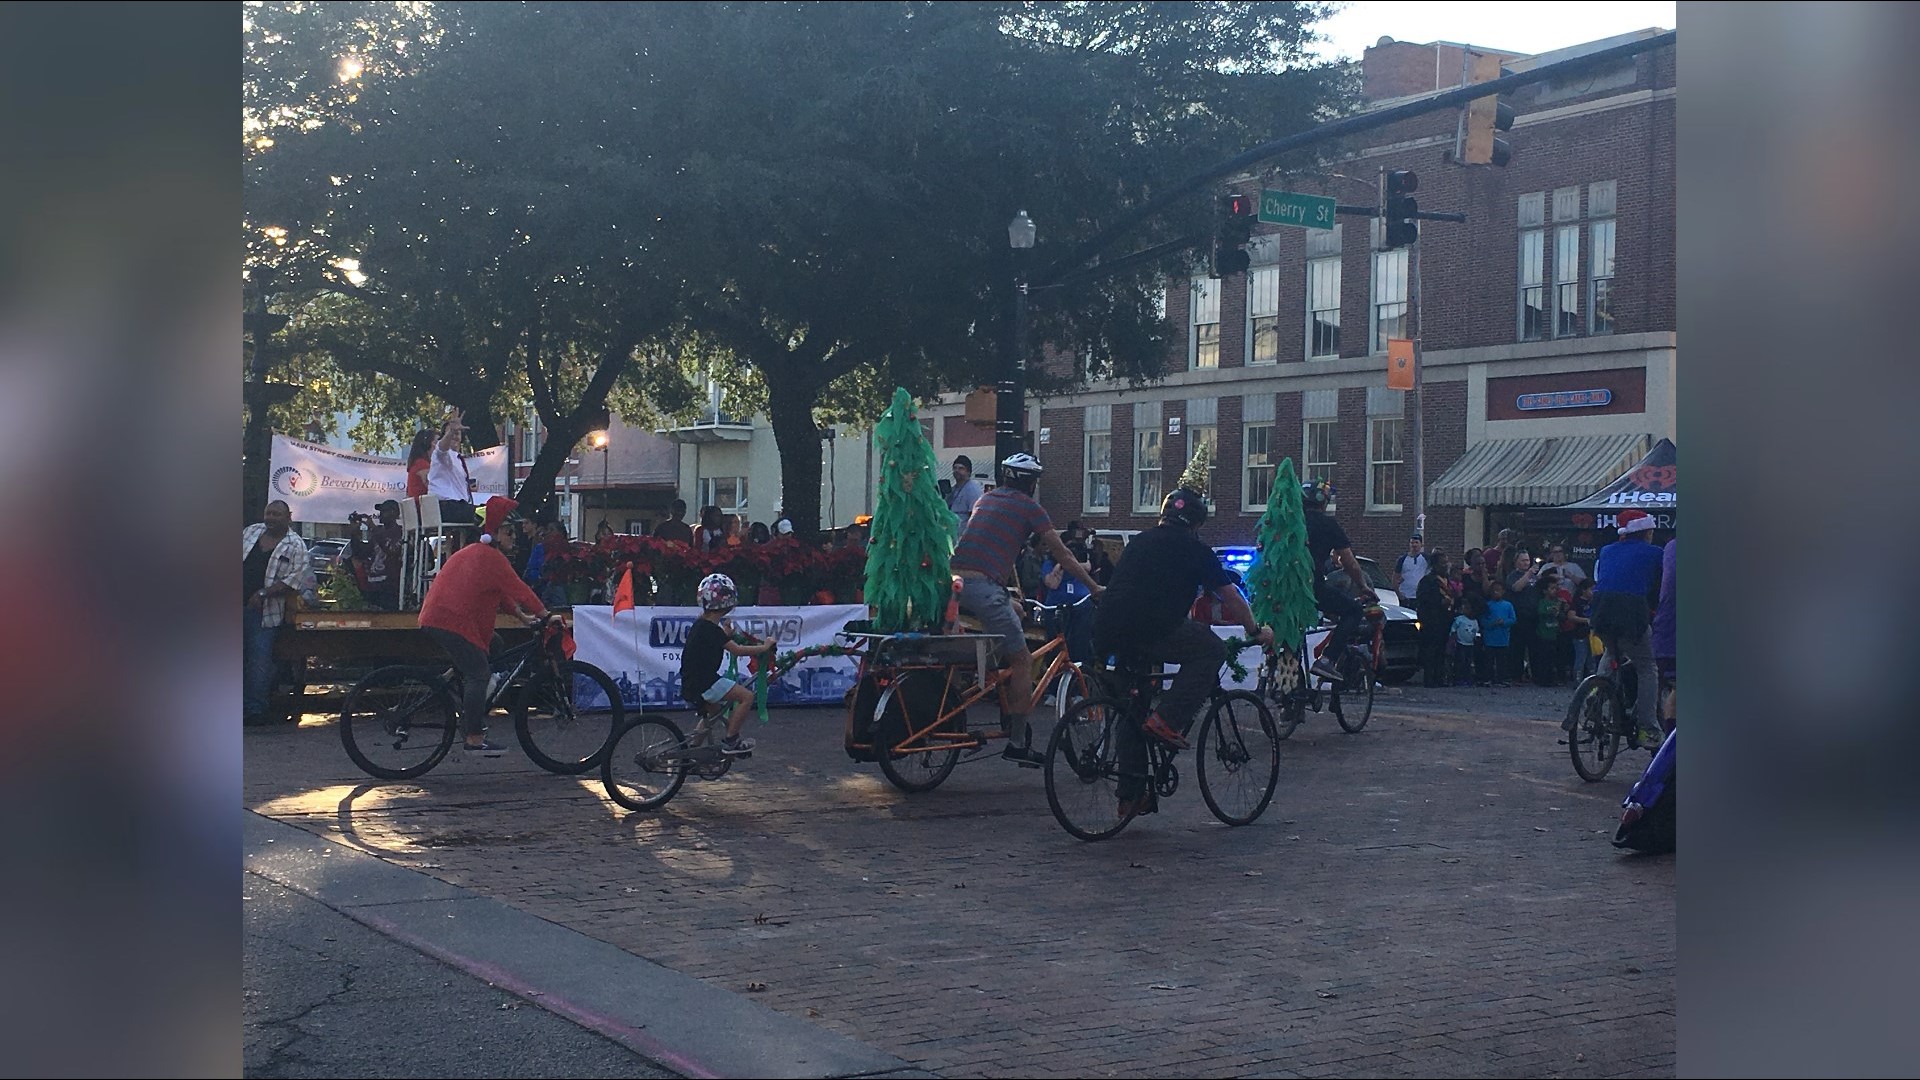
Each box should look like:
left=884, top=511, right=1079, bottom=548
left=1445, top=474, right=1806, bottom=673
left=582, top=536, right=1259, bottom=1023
left=1000, top=452, right=1043, bottom=476
left=697, top=573, right=738, bottom=612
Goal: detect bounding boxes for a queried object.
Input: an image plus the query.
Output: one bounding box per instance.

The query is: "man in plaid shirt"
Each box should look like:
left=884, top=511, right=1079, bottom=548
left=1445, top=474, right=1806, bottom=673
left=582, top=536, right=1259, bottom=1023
left=244, top=500, right=313, bottom=725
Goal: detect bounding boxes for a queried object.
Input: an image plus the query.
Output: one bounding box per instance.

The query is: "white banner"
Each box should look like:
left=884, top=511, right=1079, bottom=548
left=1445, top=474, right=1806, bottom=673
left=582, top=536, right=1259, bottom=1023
left=268, top=433, right=509, bottom=524
left=1196, top=624, right=1332, bottom=693
left=572, top=605, right=867, bottom=711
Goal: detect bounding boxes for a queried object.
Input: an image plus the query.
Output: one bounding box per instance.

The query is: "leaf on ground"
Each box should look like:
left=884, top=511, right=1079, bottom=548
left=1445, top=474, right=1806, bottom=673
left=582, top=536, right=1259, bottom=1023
left=745, top=982, right=768, bottom=993
left=1316, top=991, right=1339, bottom=999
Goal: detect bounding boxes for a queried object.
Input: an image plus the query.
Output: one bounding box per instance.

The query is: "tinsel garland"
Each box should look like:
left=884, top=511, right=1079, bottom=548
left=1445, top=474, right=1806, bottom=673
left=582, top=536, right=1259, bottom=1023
left=730, top=636, right=867, bottom=723
left=864, top=388, right=956, bottom=633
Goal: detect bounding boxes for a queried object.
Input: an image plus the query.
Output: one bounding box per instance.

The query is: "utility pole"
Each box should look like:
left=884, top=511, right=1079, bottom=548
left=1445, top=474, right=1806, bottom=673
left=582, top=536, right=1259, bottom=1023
left=1410, top=236, right=1426, bottom=536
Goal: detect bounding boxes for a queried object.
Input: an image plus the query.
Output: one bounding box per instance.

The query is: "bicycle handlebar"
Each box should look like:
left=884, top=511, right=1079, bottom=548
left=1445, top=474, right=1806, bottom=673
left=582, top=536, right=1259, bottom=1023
left=1023, top=594, right=1094, bottom=613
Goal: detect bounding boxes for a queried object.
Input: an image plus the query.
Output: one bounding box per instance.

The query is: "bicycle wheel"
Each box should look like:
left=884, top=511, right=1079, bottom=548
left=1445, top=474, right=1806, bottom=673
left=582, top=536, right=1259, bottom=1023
left=1332, top=649, right=1375, bottom=733
left=1196, top=691, right=1280, bottom=826
left=340, top=666, right=458, bottom=780
left=874, top=671, right=961, bottom=793
left=1567, top=677, right=1620, bottom=782
left=1044, top=698, right=1135, bottom=842
left=601, top=715, right=690, bottom=811
left=512, top=659, right=624, bottom=774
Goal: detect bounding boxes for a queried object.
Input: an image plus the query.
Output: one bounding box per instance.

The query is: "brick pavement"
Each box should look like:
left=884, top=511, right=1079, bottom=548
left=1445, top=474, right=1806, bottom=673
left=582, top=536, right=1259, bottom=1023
left=245, top=682, right=1673, bottom=1079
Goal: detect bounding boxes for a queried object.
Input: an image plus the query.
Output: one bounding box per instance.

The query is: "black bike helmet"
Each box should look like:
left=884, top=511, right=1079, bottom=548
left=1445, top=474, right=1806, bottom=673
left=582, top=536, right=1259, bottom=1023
left=1160, top=486, right=1209, bottom=528
left=1301, top=479, right=1334, bottom=510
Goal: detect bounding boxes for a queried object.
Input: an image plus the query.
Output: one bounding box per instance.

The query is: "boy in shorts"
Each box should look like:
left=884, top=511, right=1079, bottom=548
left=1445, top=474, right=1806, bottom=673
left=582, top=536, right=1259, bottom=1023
left=680, top=573, right=776, bottom=755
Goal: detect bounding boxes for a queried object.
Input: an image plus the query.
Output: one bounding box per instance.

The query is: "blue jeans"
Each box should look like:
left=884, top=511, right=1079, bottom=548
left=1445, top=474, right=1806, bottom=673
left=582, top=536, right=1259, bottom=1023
left=243, top=606, right=280, bottom=719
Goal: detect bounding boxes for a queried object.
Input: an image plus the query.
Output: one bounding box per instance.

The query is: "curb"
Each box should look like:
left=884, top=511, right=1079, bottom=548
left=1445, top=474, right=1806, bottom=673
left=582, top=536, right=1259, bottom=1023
left=244, top=811, right=936, bottom=1080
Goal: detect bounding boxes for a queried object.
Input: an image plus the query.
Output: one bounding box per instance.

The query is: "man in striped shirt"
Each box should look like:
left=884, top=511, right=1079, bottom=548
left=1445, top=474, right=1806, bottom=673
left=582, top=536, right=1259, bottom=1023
left=952, top=453, right=1103, bottom=766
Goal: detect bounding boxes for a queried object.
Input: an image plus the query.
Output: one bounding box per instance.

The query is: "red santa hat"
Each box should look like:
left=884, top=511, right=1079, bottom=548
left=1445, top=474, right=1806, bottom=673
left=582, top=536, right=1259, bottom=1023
left=481, top=496, right=518, bottom=541
left=1615, top=509, right=1656, bottom=535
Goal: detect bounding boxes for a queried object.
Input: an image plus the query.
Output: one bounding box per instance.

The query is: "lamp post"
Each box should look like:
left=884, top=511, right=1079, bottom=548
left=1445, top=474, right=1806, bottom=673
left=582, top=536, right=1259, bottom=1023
left=997, top=210, right=1036, bottom=471
left=590, top=430, right=610, bottom=528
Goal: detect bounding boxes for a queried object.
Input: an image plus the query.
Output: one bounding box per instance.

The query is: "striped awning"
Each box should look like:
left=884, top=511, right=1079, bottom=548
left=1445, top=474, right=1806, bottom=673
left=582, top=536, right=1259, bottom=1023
left=1427, top=434, right=1651, bottom=507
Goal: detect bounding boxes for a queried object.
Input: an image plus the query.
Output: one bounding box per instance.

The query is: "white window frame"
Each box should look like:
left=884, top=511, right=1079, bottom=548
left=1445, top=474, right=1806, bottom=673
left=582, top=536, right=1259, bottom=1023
left=1554, top=223, right=1582, bottom=339
left=700, top=475, right=749, bottom=514
left=1083, top=404, right=1112, bottom=513
left=1241, top=394, right=1277, bottom=512
left=517, top=410, right=541, bottom=467
left=1245, top=265, right=1281, bottom=365
left=1588, top=181, right=1618, bottom=336
left=1370, top=244, right=1408, bottom=355
left=1306, top=255, right=1341, bottom=359
left=1186, top=397, right=1218, bottom=508
left=1134, top=428, right=1162, bottom=513
left=1304, top=419, right=1337, bottom=487
left=1366, top=417, right=1404, bottom=512
left=1189, top=276, right=1220, bottom=369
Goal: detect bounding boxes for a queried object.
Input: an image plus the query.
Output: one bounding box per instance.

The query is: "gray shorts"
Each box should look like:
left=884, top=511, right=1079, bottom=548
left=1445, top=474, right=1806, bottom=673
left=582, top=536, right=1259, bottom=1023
left=958, top=576, right=1027, bottom=661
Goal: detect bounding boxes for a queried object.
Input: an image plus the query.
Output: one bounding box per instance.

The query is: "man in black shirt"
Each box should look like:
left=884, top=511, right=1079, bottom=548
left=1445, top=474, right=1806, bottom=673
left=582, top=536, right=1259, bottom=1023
left=1302, top=479, right=1372, bottom=683
left=1094, top=485, right=1273, bottom=815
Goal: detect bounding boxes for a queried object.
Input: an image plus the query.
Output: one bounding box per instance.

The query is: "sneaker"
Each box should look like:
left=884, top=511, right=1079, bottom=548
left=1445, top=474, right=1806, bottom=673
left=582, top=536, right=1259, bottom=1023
left=1309, top=658, right=1343, bottom=682
left=1001, top=744, right=1044, bottom=768
left=463, top=740, right=508, bottom=757
left=720, top=735, right=756, bottom=756
left=1141, top=713, right=1189, bottom=749
left=1118, top=794, right=1159, bottom=818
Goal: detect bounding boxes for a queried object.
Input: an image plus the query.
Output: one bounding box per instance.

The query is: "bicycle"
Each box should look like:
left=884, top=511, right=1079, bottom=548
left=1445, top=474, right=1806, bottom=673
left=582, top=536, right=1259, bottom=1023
left=1258, top=599, right=1384, bottom=739
left=847, top=595, right=1092, bottom=794
left=1043, top=647, right=1277, bottom=842
left=601, top=688, right=753, bottom=812
left=1562, top=646, right=1656, bottom=782
left=339, top=614, right=623, bottom=780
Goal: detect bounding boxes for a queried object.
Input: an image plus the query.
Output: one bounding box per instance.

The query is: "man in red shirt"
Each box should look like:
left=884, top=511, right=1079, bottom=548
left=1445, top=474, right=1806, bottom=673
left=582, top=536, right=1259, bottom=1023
left=419, top=496, right=548, bottom=755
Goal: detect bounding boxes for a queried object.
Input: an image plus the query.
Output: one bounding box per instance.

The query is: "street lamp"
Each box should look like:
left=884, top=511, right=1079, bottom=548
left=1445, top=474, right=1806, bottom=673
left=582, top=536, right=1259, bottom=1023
left=590, top=430, right=610, bottom=520
left=997, top=210, right=1035, bottom=470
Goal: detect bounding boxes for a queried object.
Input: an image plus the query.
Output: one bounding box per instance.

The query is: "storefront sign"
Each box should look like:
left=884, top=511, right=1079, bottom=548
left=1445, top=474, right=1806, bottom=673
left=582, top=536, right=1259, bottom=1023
left=1516, top=389, right=1612, bottom=411
left=572, top=604, right=866, bottom=710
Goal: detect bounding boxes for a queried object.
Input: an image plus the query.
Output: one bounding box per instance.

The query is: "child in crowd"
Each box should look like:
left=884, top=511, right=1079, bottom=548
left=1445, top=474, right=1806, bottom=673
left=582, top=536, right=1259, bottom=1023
left=679, top=573, right=777, bottom=756
left=1449, top=597, right=1481, bottom=687
left=1480, top=582, right=1515, bottom=688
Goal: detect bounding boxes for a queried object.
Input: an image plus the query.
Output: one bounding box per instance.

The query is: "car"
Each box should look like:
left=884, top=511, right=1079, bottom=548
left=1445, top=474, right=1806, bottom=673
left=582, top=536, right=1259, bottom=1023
left=307, top=537, right=350, bottom=580
left=1214, top=547, right=1422, bottom=685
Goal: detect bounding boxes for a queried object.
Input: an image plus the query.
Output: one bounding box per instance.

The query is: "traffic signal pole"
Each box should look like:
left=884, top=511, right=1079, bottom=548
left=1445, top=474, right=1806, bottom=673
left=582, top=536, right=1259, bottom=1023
left=1411, top=237, right=1426, bottom=535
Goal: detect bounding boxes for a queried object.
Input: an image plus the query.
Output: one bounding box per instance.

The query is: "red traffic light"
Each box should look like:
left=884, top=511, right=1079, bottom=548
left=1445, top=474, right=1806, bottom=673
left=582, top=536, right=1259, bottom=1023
left=1227, top=193, right=1255, bottom=217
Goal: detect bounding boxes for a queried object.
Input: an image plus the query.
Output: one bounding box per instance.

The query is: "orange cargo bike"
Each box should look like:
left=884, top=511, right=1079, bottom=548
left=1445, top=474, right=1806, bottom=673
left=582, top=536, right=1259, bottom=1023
left=843, top=595, right=1092, bottom=792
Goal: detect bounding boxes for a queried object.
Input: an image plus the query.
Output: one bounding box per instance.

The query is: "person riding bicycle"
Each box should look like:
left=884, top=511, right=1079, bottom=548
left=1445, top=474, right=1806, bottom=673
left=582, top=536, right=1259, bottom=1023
left=1301, top=479, right=1373, bottom=683
left=1092, top=484, right=1274, bottom=817
left=951, top=452, right=1103, bottom=767
left=680, top=573, right=778, bottom=757
left=1591, top=508, right=1664, bottom=746
left=417, top=496, right=550, bottom=757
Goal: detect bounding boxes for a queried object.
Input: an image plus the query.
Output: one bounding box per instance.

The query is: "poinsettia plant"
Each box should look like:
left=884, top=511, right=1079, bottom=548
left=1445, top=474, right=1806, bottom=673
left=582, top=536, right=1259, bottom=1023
left=538, top=535, right=865, bottom=606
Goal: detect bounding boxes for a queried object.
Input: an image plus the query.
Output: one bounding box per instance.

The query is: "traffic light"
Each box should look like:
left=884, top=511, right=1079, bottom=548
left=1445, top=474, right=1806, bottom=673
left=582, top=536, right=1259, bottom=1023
left=1382, top=170, right=1418, bottom=249
left=1461, top=53, right=1515, bottom=166
left=1212, top=192, right=1256, bottom=277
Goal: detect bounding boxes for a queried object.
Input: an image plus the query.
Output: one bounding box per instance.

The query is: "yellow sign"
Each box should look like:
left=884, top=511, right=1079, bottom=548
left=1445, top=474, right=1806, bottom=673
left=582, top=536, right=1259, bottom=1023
left=1387, top=338, right=1415, bottom=390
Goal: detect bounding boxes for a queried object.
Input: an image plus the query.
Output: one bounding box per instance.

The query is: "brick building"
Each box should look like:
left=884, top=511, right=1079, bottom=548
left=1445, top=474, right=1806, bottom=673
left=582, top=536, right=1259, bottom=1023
left=922, top=28, right=1676, bottom=567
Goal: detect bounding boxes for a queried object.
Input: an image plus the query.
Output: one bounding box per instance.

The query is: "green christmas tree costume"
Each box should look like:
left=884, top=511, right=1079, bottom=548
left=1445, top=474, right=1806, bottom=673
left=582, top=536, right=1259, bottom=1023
left=1246, top=457, right=1318, bottom=670
left=864, top=388, right=956, bottom=633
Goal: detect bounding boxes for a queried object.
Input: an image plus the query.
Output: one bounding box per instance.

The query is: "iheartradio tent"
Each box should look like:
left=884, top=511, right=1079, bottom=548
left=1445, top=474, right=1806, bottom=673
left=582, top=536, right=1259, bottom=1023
left=1527, top=437, right=1676, bottom=537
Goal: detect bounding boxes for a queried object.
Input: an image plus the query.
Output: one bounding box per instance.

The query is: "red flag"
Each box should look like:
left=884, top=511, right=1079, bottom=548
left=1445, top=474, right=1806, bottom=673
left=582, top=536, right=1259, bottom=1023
left=611, top=566, right=635, bottom=619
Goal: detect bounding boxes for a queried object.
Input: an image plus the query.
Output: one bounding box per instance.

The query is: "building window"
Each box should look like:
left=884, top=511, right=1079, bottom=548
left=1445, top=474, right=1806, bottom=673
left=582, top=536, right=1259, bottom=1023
left=1554, top=223, right=1582, bottom=337
left=1132, top=402, right=1162, bottom=513
left=1370, top=246, right=1408, bottom=354
left=1518, top=192, right=1547, bottom=341
left=1247, top=266, right=1280, bottom=365
left=701, top=476, right=748, bottom=513
left=1242, top=394, right=1277, bottom=510
left=1307, top=256, right=1341, bottom=358
left=1367, top=418, right=1403, bottom=511
left=1190, top=276, right=1220, bottom=369
left=1084, top=404, right=1111, bottom=511
left=1304, top=420, right=1336, bottom=487
left=1589, top=180, right=1618, bottom=335
left=518, top=411, right=541, bottom=465
left=1187, top=397, right=1218, bottom=504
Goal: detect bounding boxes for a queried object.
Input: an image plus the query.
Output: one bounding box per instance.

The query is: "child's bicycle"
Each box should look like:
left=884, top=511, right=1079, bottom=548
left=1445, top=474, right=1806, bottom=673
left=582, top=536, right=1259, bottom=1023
left=600, top=634, right=768, bottom=811
left=600, top=694, right=749, bottom=811
left=339, top=614, right=622, bottom=780
left=1043, top=649, right=1277, bottom=842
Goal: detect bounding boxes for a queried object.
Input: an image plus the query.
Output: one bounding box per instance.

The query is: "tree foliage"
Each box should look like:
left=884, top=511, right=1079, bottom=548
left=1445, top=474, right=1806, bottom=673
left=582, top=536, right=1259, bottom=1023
left=244, top=0, right=1351, bottom=531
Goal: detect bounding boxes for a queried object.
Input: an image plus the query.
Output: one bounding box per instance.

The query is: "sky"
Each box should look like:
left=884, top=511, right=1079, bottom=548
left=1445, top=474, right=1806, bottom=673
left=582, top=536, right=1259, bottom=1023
left=1309, top=1, right=1677, bottom=62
